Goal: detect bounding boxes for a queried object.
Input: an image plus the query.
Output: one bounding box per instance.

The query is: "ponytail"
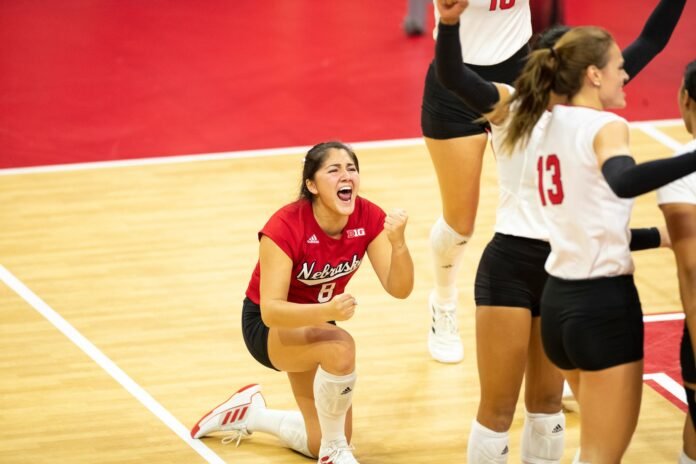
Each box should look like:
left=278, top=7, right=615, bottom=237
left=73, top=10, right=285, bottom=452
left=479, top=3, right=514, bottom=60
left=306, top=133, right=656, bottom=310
left=502, top=26, right=615, bottom=153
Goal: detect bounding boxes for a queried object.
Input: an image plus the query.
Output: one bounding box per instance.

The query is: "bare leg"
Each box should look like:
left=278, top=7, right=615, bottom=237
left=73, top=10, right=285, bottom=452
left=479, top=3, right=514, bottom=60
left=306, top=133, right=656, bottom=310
left=425, top=134, right=488, bottom=363
left=576, top=360, right=643, bottom=464
left=268, top=323, right=356, bottom=457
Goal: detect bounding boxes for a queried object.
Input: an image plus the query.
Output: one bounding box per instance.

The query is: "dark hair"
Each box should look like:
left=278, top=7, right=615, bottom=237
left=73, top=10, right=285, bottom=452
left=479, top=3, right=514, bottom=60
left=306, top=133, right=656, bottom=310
left=502, top=26, right=614, bottom=152
left=685, top=59, right=696, bottom=100
left=530, top=24, right=570, bottom=51
left=299, top=141, right=359, bottom=201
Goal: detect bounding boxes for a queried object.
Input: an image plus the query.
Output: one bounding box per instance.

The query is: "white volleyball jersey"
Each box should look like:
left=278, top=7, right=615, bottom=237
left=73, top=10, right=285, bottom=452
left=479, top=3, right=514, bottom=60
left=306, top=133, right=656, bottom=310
left=433, top=0, right=531, bottom=65
left=490, top=85, right=550, bottom=240
left=657, top=139, right=696, bottom=205
left=538, top=105, right=634, bottom=280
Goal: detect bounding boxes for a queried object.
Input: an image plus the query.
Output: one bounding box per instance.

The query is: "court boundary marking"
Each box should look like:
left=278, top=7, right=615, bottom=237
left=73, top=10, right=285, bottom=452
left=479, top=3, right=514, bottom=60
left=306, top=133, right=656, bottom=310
left=0, top=118, right=690, bottom=454
left=0, top=118, right=685, bottom=176
left=0, top=264, right=227, bottom=464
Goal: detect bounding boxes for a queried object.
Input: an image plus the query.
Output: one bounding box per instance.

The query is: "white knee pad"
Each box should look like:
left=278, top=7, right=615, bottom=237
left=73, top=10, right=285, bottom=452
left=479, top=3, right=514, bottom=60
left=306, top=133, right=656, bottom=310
left=521, top=411, right=565, bottom=463
left=430, top=217, right=470, bottom=300
left=467, top=420, right=510, bottom=464
left=313, top=367, right=356, bottom=416
left=430, top=216, right=469, bottom=260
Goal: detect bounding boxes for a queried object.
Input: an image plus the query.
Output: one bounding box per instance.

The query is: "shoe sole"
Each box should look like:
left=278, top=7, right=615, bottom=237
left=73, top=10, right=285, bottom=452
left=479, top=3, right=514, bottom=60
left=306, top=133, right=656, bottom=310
left=190, top=383, right=260, bottom=439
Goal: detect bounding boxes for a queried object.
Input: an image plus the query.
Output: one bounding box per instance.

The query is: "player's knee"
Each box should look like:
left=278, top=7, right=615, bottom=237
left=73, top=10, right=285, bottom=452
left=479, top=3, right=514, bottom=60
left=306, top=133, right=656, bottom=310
left=521, top=411, right=565, bottom=463
left=430, top=216, right=471, bottom=256
left=312, top=329, right=355, bottom=374
left=479, top=398, right=517, bottom=431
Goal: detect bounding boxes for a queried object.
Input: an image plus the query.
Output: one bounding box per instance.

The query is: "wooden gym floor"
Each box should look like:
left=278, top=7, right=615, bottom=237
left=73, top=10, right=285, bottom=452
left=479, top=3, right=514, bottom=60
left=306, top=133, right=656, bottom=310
left=0, top=121, right=691, bottom=463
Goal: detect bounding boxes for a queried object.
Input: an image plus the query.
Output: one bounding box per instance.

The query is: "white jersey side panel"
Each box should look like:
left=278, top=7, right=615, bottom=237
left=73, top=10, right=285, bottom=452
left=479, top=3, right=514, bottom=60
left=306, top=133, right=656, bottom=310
left=657, top=139, right=696, bottom=205
left=433, top=0, right=532, bottom=65
left=539, top=106, right=634, bottom=279
left=490, top=85, right=550, bottom=240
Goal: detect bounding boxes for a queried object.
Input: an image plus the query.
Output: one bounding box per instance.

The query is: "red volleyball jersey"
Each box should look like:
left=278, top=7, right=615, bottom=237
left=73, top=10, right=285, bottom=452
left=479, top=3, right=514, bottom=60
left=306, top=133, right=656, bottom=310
left=245, top=196, right=386, bottom=305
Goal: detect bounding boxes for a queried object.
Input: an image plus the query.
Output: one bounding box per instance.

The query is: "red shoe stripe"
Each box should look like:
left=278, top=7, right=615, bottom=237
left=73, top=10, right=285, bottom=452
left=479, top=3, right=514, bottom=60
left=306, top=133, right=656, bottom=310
left=237, top=406, right=248, bottom=421
left=229, top=408, right=240, bottom=423
left=189, top=384, right=260, bottom=438
left=222, top=410, right=233, bottom=425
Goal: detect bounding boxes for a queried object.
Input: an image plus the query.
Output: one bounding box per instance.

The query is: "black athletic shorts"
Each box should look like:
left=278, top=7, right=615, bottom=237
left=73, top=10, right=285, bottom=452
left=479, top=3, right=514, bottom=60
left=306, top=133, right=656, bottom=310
left=241, top=297, right=279, bottom=371
left=241, top=297, right=337, bottom=372
left=679, top=314, right=696, bottom=428
left=686, top=385, right=696, bottom=430
left=421, top=44, right=529, bottom=139
left=540, top=274, right=644, bottom=371
left=682, top=323, right=696, bottom=383
left=474, top=233, right=550, bottom=317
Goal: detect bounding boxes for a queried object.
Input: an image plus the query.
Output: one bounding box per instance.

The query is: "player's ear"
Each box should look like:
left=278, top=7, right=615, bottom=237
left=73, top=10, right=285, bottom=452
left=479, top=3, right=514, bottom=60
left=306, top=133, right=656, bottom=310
left=305, top=179, right=318, bottom=195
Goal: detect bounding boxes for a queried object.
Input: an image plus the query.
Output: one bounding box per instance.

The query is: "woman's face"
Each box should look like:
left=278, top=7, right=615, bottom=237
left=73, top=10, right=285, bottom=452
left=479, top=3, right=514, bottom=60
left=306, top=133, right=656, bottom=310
left=678, top=79, right=693, bottom=135
left=305, top=148, right=360, bottom=216
left=597, top=41, right=629, bottom=109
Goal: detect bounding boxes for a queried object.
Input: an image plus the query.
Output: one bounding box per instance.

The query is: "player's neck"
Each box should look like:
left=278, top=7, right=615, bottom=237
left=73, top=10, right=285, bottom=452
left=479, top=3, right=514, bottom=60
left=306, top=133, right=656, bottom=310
left=312, top=202, right=348, bottom=239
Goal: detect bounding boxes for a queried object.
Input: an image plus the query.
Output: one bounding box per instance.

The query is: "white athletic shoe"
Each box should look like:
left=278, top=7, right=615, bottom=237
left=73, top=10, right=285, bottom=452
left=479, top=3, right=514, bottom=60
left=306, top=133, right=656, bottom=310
left=318, top=439, right=360, bottom=464
left=427, top=291, right=464, bottom=363
left=561, top=381, right=579, bottom=413
left=190, top=384, right=265, bottom=445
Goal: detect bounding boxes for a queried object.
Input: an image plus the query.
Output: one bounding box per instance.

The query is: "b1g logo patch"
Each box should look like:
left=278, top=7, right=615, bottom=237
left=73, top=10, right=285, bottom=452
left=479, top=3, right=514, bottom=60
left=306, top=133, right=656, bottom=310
left=346, top=228, right=365, bottom=238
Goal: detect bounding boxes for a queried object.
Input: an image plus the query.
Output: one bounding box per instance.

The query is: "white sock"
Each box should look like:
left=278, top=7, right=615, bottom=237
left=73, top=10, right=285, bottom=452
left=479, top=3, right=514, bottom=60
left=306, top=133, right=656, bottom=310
left=572, top=448, right=590, bottom=464
left=430, top=216, right=469, bottom=304
left=313, top=366, right=356, bottom=447
left=248, top=409, right=312, bottom=458
left=521, top=410, right=565, bottom=463
left=467, top=419, right=510, bottom=464
left=680, top=451, right=696, bottom=464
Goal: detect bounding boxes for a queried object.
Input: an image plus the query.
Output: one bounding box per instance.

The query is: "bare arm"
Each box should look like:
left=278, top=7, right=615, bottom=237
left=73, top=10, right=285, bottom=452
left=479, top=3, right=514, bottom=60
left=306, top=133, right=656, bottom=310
left=660, top=203, right=696, bottom=360
left=258, top=236, right=357, bottom=327
left=366, top=209, right=414, bottom=299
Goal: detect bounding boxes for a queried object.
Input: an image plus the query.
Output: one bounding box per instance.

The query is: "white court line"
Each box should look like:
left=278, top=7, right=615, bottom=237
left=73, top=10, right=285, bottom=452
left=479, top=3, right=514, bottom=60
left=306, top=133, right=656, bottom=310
left=0, top=117, right=685, bottom=176
left=634, top=123, right=685, bottom=152
left=0, top=137, right=425, bottom=176
left=0, top=265, right=227, bottom=464
left=644, top=312, right=685, bottom=322
left=643, top=372, right=688, bottom=405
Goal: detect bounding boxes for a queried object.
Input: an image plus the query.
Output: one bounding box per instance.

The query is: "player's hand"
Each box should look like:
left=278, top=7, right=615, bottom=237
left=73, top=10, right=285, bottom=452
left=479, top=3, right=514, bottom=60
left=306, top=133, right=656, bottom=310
left=437, top=0, right=469, bottom=25
left=326, top=293, right=358, bottom=321
left=384, top=208, right=408, bottom=249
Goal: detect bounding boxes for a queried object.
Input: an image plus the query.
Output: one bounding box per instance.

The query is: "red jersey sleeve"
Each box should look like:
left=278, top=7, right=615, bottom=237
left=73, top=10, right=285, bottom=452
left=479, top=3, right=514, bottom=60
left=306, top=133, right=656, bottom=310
left=258, top=201, right=304, bottom=262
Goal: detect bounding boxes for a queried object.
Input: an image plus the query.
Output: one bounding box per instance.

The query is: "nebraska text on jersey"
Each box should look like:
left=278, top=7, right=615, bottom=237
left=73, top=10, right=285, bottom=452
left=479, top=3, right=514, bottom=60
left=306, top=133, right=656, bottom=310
left=297, top=254, right=361, bottom=286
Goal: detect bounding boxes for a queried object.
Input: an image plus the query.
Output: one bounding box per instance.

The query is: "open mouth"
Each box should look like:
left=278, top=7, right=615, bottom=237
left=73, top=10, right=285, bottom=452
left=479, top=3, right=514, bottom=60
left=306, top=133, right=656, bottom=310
left=337, top=186, right=352, bottom=202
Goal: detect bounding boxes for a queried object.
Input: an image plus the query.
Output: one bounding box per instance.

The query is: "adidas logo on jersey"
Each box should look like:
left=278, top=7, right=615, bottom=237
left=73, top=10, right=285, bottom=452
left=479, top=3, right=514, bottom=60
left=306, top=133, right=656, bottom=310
left=552, top=424, right=564, bottom=433
left=307, top=234, right=319, bottom=244
left=340, top=387, right=352, bottom=395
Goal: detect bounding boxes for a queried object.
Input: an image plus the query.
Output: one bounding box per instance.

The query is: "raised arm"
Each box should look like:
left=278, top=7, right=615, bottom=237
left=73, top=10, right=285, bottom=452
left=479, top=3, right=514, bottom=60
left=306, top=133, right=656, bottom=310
left=434, top=0, right=509, bottom=121
left=366, top=209, right=414, bottom=299
left=623, top=0, right=686, bottom=82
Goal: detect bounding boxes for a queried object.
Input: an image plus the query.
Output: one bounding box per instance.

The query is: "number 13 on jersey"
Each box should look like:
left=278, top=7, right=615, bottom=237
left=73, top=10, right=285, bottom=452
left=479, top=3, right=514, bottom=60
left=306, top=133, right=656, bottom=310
left=537, top=154, right=565, bottom=206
